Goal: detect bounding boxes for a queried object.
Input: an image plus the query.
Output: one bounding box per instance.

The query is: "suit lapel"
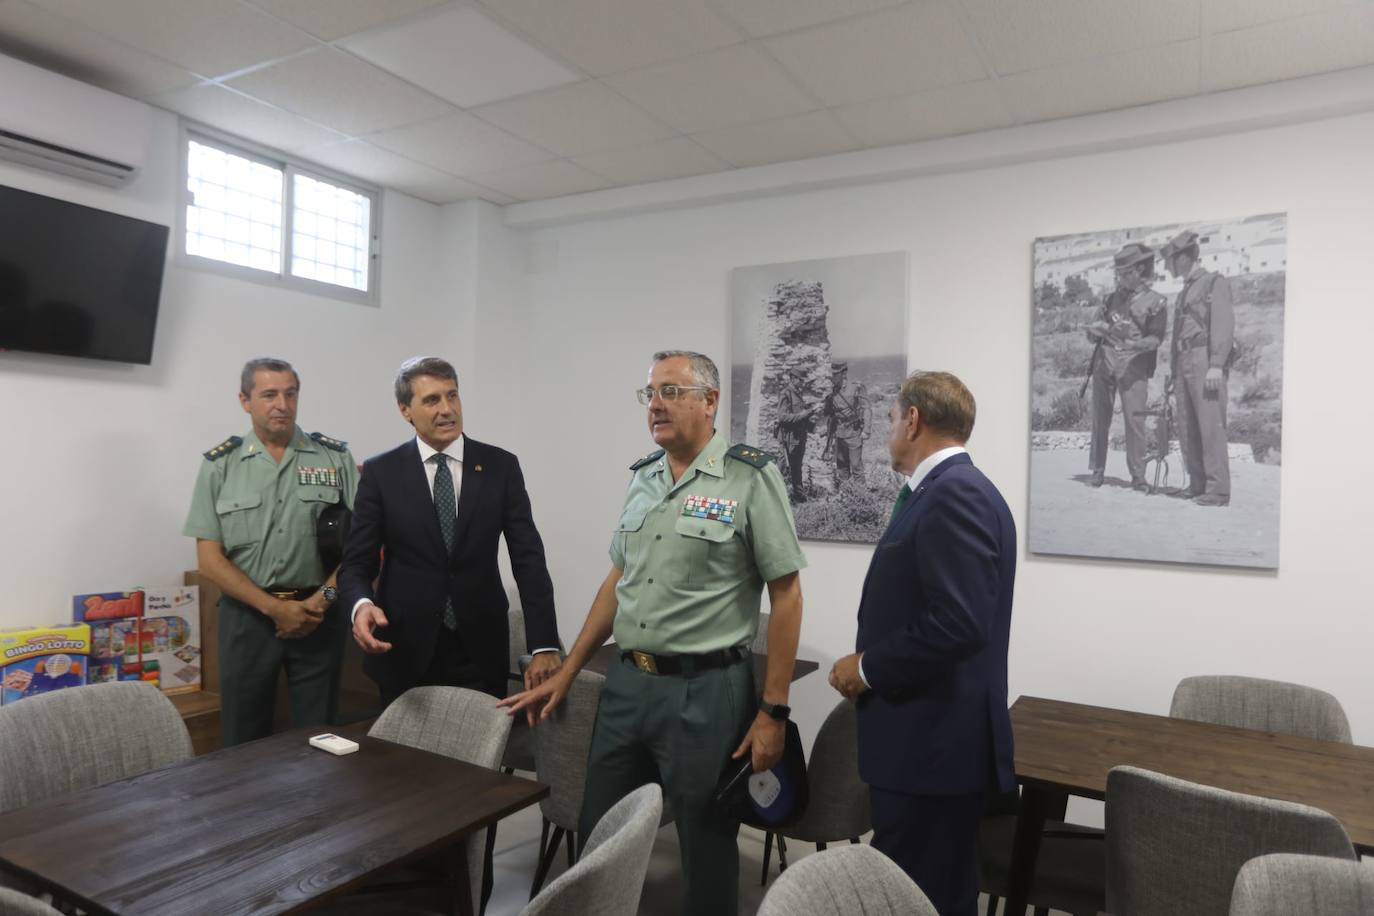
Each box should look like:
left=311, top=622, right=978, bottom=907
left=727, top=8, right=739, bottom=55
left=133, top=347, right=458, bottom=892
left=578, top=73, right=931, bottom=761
left=448, top=436, right=484, bottom=556
left=401, top=439, right=448, bottom=560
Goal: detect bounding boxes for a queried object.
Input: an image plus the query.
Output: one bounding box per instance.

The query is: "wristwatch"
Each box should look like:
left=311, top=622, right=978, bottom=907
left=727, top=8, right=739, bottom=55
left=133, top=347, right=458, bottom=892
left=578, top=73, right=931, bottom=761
left=760, top=700, right=791, bottom=721
left=321, top=585, right=338, bottom=605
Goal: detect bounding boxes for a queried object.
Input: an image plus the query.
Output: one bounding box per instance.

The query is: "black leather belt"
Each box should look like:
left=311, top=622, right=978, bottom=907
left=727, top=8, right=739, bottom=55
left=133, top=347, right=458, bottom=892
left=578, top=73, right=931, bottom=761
left=264, top=586, right=319, bottom=600
left=621, top=646, right=748, bottom=677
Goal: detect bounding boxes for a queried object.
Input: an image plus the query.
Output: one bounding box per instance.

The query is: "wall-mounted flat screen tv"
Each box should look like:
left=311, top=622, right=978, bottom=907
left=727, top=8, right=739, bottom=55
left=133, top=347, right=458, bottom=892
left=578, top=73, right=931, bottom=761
left=0, top=184, right=169, bottom=365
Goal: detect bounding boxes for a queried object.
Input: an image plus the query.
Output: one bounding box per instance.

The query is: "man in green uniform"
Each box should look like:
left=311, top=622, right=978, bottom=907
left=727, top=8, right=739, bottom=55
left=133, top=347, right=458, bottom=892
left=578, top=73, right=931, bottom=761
left=184, top=358, right=358, bottom=745
left=824, top=361, right=868, bottom=483
left=501, top=350, right=806, bottom=916
left=773, top=371, right=814, bottom=501
left=1160, top=231, right=1235, bottom=506
left=1086, top=243, right=1168, bottom=490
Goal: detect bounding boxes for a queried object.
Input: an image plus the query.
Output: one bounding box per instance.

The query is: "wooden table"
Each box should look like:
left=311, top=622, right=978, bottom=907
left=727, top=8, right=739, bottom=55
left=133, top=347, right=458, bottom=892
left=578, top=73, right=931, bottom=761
left=1004, top=695, right=1374, bottom=914
left=583, top=643, right=820, bottom=683
left=0, top=728, right=548, bottom=916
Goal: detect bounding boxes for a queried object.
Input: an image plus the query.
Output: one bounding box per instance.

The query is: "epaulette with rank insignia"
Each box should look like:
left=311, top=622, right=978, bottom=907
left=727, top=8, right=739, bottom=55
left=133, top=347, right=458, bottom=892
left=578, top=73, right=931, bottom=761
left=310, top=431, right=348, bottom=452
left=727, top=443, right=774, bottom=468
left=630, top=449, right=665, bottom=471
left=203, top=436, right=242, bottom=461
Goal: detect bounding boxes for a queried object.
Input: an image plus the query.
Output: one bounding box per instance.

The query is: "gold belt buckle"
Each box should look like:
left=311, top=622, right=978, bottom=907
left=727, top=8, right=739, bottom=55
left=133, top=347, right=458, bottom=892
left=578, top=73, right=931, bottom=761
left=631, top=650, right=658, bottom=674
left=269, top=590, right=297, bottom=599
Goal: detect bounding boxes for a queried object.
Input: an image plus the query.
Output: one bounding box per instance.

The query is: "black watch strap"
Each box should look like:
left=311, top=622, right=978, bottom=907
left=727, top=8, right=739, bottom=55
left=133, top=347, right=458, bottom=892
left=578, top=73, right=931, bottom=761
left=760, top=700, right=791, bottom=721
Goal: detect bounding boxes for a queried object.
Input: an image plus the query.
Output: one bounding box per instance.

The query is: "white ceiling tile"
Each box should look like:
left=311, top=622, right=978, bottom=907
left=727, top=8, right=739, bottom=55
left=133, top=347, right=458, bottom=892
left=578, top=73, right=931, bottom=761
left=1000, top=39, right=1199, bottom=123
left=604, top=44, right=814, bottom=134
left=473, top=81, right=674, bottom=157
left=367, top=112, right=554, bottom=175
left=295, top=139, right=512, bottom=203
left=341, top=5, right=581, bottom=108
left=0, top=0, right=199, bottom=98
left=23, top=0, right=316, bottom=77
left=572, top=137, right=729, bottom=184
left=960, top=0, right=1198, bottom=76
left=711, top=0, right=907, bottom=39
left=479, top=0, right=741, bottom=75
left=1202, top=0, right=1360, bottom=35
left=833, top=80, right=1014, bottom=147
left=691, top=109, right=858, bottom=167
left=763, top=1, right=986, bottom=106
left=227, top=47, right=457, bottom=135
left=1204, top=7, right=1374, bottom=92
left=472, top=159, right=611, bottom=200
left=155, top=84, right=346, bottom=151
left=246, top=0, right=450, bottom=42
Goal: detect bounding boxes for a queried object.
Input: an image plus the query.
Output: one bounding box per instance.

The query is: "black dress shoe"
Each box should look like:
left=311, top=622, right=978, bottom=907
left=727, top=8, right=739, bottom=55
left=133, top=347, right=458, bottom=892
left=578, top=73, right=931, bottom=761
left=1194, top=493, right=1230, bottom=506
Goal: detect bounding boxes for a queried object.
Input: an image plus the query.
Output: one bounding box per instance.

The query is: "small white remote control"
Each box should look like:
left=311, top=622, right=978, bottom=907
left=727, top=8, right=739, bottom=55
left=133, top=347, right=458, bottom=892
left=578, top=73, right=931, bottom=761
left=309, top=733, right=359, bottom=755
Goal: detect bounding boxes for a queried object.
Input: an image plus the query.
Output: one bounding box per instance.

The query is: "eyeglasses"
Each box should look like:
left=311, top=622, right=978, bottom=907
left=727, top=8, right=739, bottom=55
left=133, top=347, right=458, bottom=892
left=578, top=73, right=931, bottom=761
left=635, top=385, right=709, bottom=405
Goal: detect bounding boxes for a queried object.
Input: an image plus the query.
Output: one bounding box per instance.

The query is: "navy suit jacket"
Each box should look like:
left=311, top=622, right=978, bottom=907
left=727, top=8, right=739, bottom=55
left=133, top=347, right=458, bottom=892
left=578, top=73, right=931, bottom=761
left=854, top=452, right=1017, bottom=796
left=337, top=436, right=558, bottom=699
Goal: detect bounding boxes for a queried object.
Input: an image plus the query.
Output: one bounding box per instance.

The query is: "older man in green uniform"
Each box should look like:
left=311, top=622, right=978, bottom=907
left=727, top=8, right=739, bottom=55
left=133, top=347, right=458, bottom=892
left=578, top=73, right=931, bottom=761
left=502, top=349, right=805, bottom=916
left=1161, top=231, right=1235, bottom=506
left=1086, top=243, right=1168, bottom=490
left=184, top=358, right=358, bottom=745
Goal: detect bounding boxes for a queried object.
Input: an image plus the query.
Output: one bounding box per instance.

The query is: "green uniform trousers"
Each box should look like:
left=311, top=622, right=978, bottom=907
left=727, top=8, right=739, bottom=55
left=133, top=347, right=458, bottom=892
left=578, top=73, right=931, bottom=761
left=580, top=655, right=754, bottom=916
left=218, top=595, right=347, bottom=746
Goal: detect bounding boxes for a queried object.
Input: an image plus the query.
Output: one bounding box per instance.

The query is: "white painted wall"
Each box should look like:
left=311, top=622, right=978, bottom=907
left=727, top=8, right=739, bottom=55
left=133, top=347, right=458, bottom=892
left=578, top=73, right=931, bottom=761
left=475, top=106, right=1374, bottom=800
left=0, top=107, right=466, bottom=623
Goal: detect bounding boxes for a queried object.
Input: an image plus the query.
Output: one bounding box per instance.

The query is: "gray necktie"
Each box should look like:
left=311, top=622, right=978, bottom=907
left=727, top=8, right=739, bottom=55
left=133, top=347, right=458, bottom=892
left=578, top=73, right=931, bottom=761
left=431, top=454, right=458, bottom=630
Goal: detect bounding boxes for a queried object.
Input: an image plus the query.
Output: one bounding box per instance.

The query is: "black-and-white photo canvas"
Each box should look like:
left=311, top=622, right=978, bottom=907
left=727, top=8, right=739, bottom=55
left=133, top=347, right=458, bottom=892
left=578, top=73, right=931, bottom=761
left=730, top=252, right=908, bottom=544
left=1029, top=213, right=1287, bottom=569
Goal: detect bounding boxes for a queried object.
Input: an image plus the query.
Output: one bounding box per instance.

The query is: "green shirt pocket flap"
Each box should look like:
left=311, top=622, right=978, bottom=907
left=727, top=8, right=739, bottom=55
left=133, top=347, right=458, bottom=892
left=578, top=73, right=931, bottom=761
left=215, top=493, right=262, bottom=514
left=616, top=508, right=649, bottom=533
left=674, top=515, right=735, bottom=543
left=297, top=486, right=341, bottom=503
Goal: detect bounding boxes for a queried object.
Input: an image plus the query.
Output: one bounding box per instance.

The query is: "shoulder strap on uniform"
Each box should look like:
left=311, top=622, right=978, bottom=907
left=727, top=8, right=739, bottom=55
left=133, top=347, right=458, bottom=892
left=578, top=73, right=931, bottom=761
left=630, top=449, right=665, bottom=471
left=203, top=436, right=242, bottom=461
left=310, top=431, right=348, bottom=452
left=727, top=444, right=774, bottom=469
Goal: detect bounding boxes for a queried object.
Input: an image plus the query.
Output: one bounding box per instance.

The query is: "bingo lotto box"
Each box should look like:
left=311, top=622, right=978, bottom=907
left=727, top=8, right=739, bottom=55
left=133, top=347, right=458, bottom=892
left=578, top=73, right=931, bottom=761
left=0, top=624, right=91, bottom=705
left=74, top=587, right=202, bottom=695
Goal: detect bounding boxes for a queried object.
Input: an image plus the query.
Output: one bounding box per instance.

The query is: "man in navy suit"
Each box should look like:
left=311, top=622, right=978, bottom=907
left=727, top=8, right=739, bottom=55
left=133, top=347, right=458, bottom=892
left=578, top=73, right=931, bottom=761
left=830, top=370, right=1016, bottom=916
left=338, top=356, right=561, bottom=705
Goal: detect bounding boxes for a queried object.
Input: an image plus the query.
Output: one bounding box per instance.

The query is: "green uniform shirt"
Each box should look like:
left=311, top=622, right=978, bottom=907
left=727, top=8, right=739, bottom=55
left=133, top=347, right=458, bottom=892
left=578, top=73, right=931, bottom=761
left=610, top=431, right=806, bottom=655
left=183, top=426, right=358, bottom=588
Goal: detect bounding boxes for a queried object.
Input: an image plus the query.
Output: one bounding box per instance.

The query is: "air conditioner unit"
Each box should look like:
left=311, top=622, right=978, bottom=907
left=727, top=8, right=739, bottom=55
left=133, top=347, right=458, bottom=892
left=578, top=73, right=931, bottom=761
left=0, top=53, right=154, bottom=187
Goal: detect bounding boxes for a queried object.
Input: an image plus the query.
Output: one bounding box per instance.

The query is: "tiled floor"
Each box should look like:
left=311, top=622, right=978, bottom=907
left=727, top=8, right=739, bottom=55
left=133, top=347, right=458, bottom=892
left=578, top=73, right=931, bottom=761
left=486, top=800, right=1043, bottom=916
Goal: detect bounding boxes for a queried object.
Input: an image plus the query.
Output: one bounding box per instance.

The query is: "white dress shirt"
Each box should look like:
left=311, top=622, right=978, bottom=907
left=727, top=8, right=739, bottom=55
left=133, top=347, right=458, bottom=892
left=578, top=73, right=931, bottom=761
left=858, top=445, right=969, bottom=688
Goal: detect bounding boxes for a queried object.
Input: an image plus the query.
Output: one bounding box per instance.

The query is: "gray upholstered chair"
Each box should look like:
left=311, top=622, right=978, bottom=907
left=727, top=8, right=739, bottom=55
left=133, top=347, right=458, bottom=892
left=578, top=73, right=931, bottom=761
left=529, top=669, right=606, bottom=897
left=367, top=686, right=514, bottom=916
left=521, top=782, right=663, bottom=916
left=1105, top=765, right=1357, bottom=916
left=501, top=608, right=538, bottom=775
left=1229, top=853, right=1374, bottom=916
left=1171, top=675, right=1353, bottom=743
left=0, top=681, right=192, bottom=814
left=0, top=888, right=63, bottom=916
left=761, top=698, right=870, bottom=884
left=757, top=844, right=938, bottom=916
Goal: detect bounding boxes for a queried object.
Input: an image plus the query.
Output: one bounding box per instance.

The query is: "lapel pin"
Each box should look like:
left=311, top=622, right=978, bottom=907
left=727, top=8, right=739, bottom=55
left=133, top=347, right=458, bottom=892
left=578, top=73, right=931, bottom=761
left=474, top=464, right=482, bottom=472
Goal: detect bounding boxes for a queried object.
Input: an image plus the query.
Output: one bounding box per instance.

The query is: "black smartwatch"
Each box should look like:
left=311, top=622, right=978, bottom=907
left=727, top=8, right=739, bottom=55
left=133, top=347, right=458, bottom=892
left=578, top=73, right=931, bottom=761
left=760, top=700, right=791, bottom=721
left=321, top=585, right=338, bottom=605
